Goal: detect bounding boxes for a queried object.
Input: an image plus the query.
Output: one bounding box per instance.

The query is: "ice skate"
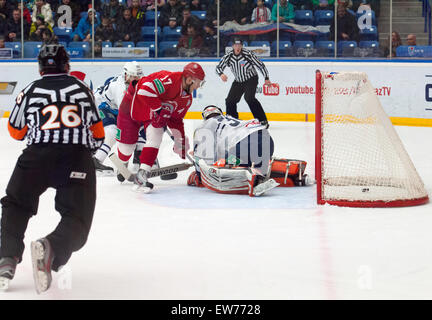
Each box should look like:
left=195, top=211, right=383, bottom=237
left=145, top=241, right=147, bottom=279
left=31, top=238, right=54, bottom=294
left=132, top=169, right=154, bottom=193
left=0, top=257, right=18, bottom=291
left=93, top=157, right=114, bottom=176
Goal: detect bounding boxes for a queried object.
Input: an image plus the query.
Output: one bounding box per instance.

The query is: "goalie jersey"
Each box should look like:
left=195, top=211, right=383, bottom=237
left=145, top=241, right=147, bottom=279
left=193, top=115, right=271, bottom=168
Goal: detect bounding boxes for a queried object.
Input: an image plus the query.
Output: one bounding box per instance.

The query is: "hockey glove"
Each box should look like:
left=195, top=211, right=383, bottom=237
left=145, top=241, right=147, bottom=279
left=151, top=104, right=173, bottom=128
left=173, top=136, right=189, bottom=159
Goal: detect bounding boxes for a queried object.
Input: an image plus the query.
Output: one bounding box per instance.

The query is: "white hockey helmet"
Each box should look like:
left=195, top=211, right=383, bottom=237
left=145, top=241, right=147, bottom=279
left=123, top=61, right=143, bottom=78
left=202, top=105, right=223, bottom=120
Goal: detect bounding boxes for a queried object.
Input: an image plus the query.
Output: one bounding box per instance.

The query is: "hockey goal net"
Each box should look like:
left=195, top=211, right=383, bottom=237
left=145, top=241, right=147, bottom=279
left=315, top=71, right=429, bottom=207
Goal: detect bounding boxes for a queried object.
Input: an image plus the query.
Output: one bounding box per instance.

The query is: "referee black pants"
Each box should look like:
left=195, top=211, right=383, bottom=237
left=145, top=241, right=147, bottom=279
left=0, top=144, right=96, bottom=271
left=225, top=75, right=268, bottom=122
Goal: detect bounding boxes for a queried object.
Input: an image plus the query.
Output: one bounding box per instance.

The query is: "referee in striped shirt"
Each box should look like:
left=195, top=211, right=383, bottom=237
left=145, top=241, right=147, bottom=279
left=0, top=44, right=104, bottom=292
left=216, top=37, right=271, bottom=128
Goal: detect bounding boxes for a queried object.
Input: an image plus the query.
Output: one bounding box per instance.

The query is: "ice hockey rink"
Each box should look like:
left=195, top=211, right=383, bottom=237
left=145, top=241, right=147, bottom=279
left=0, top=118, right=431, bottom=300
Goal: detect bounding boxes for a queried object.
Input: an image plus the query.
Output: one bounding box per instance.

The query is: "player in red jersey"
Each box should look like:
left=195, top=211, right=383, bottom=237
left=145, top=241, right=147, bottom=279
left=115, top=62, right=205, bottom=192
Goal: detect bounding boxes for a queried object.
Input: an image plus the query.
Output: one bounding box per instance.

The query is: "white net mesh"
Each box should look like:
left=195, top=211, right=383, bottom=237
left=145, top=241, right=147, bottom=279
left=319, top=71, right=428, bottom=205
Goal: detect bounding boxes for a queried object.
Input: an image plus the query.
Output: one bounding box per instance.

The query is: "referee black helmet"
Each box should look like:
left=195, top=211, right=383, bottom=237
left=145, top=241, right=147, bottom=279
left=232, top=37, right=243, bottom=45
left=38, top=44, right=70, bottom=74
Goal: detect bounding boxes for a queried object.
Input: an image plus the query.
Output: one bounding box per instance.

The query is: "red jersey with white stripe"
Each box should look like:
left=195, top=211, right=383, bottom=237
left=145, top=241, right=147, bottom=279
left=123, top=70, right=192, bottom=134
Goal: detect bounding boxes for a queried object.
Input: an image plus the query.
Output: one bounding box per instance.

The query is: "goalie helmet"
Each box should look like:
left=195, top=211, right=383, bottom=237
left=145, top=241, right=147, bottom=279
left=38, top=44, right=69, bottom=74
left=202, top=105, right=223, bottom=120
left=124, top=61, right=143, bottom=78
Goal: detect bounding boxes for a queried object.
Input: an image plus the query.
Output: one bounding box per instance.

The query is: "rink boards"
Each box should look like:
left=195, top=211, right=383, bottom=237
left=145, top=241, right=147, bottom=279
left=1, top=60, right=432, bottom=126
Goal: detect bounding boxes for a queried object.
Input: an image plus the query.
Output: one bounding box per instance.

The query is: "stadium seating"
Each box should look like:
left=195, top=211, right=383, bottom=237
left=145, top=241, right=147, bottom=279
left=136, top=41, right=156, bottom=57
left=293, top=40, right=314, bottom=49
left=158, top=41, right=178, bottom=57
left=144, top=11, right=160, bottom=26
left=279, top=31, right=293, bottom=41
left=53, top=27, right=73, bottom=43
left=316, top=31, right=330, bottom=41
left=337, top=40, right=357, bottom=56
left=293, top=40, right=314, bottom=57
left=359, top=40, right=379, bottom=49
left=66, top=47, right=85, bottom=58
left=294, top=32, right=315, bottom=42
left=294, top=10, right=314, bottom=26
left=68, top=41, right=91, bottom=57
left=358, top=40, right=380, bottom=57
left=23, top=42, right=42, bottom=58
left=114, top=41, right=134, bottom=48
left=271, top=41, right=292, bottom=57
left=102, top=41, right=112, bottom=48
left=249, top=41, right=270, bottom=47
left=191, top=11, right=206, bottom=20
left=396, top=46, right=432, bottom=57
left=359, top=26, right=378, bottom=41
left=315, top=40, right=335, bottom=57
left=314, top=10, right=334, bottom=26
left=4, top=42, right=22, bottom=58
left=162, top=26, right=182, bottom=41
left=141, top=26, right=161, bottom=42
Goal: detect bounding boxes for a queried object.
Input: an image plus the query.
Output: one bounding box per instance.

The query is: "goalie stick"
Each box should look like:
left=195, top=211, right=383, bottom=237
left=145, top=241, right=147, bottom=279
left=109, top=153, right=193, bottom=181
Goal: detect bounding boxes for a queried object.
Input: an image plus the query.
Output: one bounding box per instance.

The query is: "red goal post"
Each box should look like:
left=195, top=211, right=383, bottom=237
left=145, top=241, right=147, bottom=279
left=315, top=70, right=429, bottom=207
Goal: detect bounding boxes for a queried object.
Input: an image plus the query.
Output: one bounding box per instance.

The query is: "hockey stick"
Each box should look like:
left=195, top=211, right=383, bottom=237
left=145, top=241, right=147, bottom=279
left=109, top=153, right=193, bottom=181
left=132, top=149, right=178, bottom=180
left=154, top=158, right=178, bottom=180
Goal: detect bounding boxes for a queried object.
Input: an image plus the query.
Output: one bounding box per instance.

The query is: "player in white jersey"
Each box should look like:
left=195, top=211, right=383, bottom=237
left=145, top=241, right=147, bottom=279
left=93, top=61, right=143, bottom=173
left=189, top=105, right=279, bottom=196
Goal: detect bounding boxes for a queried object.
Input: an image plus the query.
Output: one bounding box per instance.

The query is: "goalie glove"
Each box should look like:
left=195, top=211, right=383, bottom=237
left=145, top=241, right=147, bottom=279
left=151, top=104, right=173, bottom=129
left=173, top=136, right=189, bottom=160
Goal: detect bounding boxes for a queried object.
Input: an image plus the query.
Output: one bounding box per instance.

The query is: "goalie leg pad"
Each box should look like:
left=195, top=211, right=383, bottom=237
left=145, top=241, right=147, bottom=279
left=198, top=160, right=278, bottom=196
left=246, top=170, right=279, bottom=197
left=198, top=159, right=249, bottom=194
left=270, top=158, right=308, bottom=187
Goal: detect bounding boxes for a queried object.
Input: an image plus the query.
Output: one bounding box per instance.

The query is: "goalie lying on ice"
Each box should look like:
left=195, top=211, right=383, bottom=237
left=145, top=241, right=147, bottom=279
left=187, top=105, right=275, bottom=196
left=187, top=105, right=311, bottom=196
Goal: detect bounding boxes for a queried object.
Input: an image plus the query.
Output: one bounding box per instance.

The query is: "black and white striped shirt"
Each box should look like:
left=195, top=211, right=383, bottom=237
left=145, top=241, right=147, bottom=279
left=216, top=48, right=270, bottom=83
left=8, top=73, right=104, bottom=150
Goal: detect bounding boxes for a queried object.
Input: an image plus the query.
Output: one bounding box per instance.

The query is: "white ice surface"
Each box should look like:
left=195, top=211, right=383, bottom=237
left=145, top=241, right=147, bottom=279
left=1, top=118, right=432, bottom=300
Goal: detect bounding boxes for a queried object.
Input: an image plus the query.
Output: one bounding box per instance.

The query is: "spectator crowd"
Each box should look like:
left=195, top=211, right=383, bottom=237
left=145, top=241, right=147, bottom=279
left=0, top=0, right=423, bottom=58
